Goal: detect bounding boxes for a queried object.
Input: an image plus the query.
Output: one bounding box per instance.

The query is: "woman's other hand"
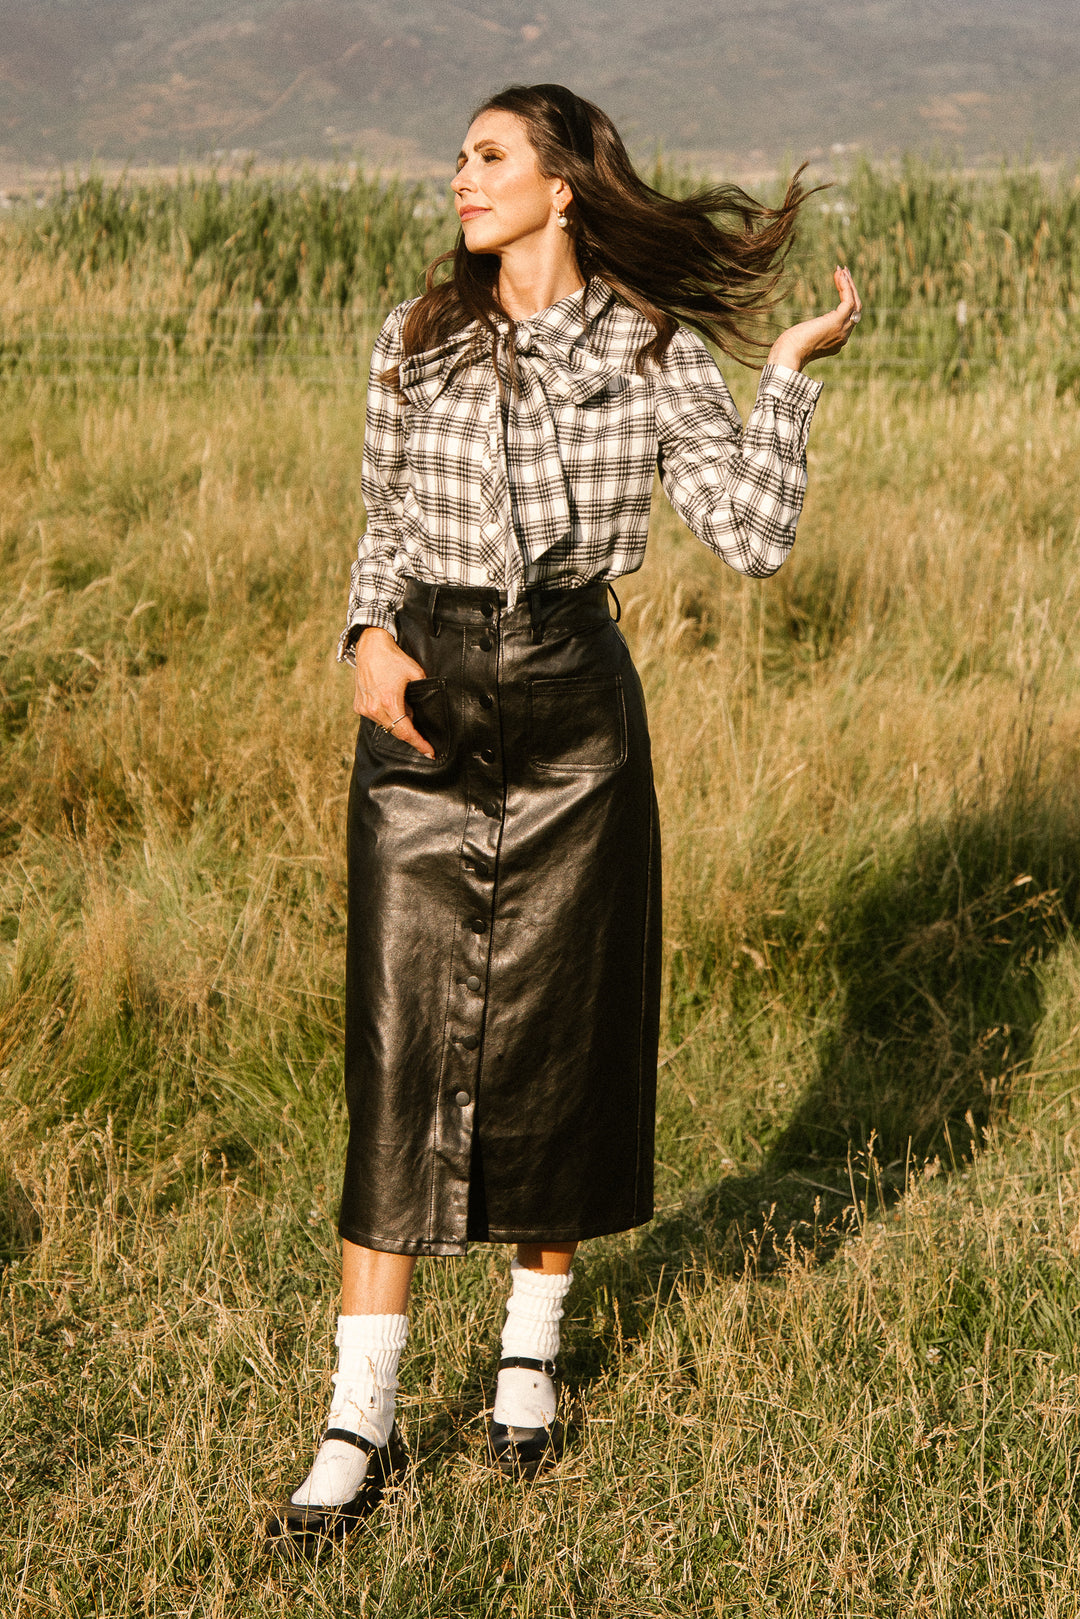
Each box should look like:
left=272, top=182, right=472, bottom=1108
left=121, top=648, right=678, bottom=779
left=352, top=627, right=436, bottom=758
left=767, top=265, right=862, bottom=372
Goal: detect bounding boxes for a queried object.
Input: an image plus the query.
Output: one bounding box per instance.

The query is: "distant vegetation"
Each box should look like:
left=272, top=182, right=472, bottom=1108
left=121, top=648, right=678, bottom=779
left=4, top=158, right=1080, bottom=1612
left=3, top=158, right=1080, bottom=389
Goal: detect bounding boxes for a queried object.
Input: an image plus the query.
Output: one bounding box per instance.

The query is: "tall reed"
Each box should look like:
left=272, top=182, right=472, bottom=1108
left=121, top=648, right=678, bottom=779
left=3, top=160, right=1080, bottom=386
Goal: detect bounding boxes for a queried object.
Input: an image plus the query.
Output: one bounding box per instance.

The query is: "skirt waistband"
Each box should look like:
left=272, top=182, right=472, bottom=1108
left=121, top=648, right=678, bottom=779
left=400, top=578, right=618, bottom=641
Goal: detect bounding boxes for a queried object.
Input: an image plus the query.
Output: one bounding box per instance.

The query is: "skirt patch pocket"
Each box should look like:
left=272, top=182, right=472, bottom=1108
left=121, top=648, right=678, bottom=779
left=527, top=674, right=627, bottom=771
left=366, top=678, right=450, bottom=764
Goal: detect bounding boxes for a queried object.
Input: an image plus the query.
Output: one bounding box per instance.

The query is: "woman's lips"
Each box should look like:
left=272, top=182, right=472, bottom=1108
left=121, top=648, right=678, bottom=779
left=458, top=207, right=487, bottom=221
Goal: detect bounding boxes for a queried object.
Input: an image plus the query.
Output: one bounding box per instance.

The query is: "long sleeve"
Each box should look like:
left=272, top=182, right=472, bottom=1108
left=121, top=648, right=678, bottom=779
left=655, top=329, right=822, bottom=577
left=337, top=305, right=414, bottom=660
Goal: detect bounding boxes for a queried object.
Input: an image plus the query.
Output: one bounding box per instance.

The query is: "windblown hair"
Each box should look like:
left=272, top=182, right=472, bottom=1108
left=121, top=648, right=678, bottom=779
left=396, top=82, right=815, bottom=374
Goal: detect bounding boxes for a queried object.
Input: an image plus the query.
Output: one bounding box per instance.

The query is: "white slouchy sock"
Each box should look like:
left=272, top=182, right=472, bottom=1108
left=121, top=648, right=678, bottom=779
left=290, top=1313, right=408, bottom=1508
left=492, top=1260, right=573, bottom=1429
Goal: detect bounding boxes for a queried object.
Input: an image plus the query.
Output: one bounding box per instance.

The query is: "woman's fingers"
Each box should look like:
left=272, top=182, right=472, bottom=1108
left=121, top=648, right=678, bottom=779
left=351, top=627, right=436, bottom=757
left=767, top=268, right=863, bottom=369
left=387, top=712, right=435, bottom=758
left=355, top=685, right=435, bottom=758
left=806, top=267, right=862, bottom=357
left=834, top=265, right=862, bottom=332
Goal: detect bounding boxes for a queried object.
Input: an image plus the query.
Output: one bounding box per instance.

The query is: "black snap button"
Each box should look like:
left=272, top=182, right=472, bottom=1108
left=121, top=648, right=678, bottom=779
left=479, top=693, right=494, bottom=710
left=474, top=861, right=490, bottom=880
left=462, top=1033, right=480, bottom=1051
left=477, top=635, right=493, bottom=652
left=454, top=1089, right=471, bottom=1107
left=480, top=747, right=496, bottom=764
left=471, top=918, right=486, bottom=934
left=480, top=601, right=494, bottom=618
left=483, top=801, right=499, bottom=818
left=466, top=974, right=482, bottom=991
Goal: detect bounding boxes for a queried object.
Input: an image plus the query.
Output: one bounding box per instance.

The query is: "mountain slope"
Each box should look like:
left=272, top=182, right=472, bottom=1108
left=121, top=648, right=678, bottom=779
left=2, top=0, right=1078, bottom=169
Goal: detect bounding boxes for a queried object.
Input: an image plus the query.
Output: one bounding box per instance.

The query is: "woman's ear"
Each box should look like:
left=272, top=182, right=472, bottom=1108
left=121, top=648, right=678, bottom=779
left=550, top=177, right=574, bottom=217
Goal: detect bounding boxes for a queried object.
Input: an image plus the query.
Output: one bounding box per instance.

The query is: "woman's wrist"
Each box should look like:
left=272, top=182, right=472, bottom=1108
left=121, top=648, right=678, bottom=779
left=767, top=336, right=805, bottom=372
left=352, top=624, right=397, bottom=652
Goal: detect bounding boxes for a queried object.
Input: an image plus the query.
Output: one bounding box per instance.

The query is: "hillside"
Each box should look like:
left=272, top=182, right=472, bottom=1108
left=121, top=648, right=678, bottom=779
left=2, top=0, right=1079, bottom=173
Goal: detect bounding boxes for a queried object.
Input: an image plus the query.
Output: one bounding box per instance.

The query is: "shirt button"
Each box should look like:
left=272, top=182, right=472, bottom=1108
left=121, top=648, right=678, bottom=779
left=466, top=974, right=482, bottom=991
left=479, top=693, right=494, bottom=710
left=461, top=1034, right=480, bottom=1051
left=476, top=635, right=493, bottom=652
left=479, top=747, right=496, bottom=764
left=471, top=918, right=487, bottom=934
left=454, top=1090, right=471, bottom=1107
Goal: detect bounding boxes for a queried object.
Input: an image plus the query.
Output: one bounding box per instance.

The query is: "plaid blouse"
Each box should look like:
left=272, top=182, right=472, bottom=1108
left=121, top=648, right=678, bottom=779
left=339, top=277, right=822, bottom=656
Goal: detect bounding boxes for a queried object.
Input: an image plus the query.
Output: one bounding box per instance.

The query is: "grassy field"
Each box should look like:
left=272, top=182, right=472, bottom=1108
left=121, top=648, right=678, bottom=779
left=3, top=164, right=1080, bottom=1616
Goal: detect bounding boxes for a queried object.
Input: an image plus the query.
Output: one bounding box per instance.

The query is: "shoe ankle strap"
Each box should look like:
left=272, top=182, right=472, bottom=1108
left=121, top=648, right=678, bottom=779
left=499, top=1355, right=557, bottom=1377
left=322, top=1427, right=378, bottom=1452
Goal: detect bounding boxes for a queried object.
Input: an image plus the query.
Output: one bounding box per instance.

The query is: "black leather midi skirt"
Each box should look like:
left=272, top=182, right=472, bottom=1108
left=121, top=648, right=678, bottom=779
left=339, top=579, right=661, bottom=1256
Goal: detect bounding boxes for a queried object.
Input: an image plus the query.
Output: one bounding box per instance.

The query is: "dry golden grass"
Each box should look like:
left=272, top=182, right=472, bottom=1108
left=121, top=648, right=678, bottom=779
left=4, top=235, right=1080, bottom=1612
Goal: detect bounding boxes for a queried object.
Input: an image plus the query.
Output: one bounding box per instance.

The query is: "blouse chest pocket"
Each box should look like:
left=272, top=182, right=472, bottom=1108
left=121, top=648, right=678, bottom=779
left=527, top=674, right=627, bottom=772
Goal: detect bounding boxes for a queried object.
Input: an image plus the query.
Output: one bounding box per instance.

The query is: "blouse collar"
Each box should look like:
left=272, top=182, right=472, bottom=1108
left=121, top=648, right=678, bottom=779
left=500, top=277, right=615, bottom=352
left=397, top=278, right=623, bottom=411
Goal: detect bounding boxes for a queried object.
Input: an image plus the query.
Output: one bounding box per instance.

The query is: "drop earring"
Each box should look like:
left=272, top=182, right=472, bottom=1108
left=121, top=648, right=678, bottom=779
left=555, top=209, right=569, bottom=230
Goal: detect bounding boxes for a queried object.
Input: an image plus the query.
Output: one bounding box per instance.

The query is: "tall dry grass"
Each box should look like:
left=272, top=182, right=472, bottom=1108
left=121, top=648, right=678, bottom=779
left=4, top=165, right=1080, bottom=1615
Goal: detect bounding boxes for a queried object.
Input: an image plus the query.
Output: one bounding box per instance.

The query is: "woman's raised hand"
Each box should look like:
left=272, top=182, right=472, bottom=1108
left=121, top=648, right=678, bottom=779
left=352, top=627, right=436, bottom=759
left=767, top=265, right=862, bottom=372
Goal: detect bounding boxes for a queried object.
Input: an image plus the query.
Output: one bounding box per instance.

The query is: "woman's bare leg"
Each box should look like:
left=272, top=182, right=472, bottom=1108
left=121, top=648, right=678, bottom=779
left=341, top=1239, right=417, bottom=1314
left=515, top=1240, right=577, bottom=1275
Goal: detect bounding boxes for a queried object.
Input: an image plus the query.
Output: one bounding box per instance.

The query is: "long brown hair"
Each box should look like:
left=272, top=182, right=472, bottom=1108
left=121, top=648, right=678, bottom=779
left=398, top=82, right=814, bottom=372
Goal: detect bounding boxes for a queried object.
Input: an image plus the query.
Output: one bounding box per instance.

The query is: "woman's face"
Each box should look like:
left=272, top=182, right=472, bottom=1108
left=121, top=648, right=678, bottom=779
left=452, top=109, right=568, bottom=255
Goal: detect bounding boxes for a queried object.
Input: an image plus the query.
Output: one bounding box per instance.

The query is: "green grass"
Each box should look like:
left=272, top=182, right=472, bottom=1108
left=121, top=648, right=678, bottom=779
left=5, top=163, right=1080, bottom=1615
left=3, top=158, right=1080, bottom=385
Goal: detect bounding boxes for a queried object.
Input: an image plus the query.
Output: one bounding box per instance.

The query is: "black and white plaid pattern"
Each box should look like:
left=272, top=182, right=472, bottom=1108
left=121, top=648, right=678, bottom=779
left=339, top=278, right=822, bottom=655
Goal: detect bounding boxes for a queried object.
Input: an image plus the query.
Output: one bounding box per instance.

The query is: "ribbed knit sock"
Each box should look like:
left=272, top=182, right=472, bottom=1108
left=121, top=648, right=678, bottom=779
left=290, top=1313, right=408, bottom=1508
left=492, top=1260, right=573, bottom=1429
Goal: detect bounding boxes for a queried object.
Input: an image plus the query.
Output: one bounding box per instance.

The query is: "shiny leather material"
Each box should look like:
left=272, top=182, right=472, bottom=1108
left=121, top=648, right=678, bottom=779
left=487, top=1414, right=564, bottom=1478
left=340, top=579, right=661, bottom=1256
left=265, top=1423, right=409, bottom=1555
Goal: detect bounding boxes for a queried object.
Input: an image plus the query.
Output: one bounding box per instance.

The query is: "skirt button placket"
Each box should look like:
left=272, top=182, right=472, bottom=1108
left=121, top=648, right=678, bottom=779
left=442, top=595, right=504, bottom=1220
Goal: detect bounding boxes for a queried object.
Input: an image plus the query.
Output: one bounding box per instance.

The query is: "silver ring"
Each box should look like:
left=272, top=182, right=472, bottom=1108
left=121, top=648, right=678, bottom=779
left=850, top=311, right=861, bottom=324
left=387, top=713, right=408, bottom=728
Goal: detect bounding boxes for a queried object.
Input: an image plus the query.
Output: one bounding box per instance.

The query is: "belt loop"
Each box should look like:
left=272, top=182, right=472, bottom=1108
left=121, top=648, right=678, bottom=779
left=529, top=588, right=544, bottom=645
left=607, top=583, right=622, bottom=623
left=428, top=584, right=442, bottom=638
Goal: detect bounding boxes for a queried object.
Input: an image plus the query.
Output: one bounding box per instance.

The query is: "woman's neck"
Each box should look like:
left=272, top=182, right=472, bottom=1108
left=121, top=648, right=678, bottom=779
left=496, top=242, right=585, bottom=321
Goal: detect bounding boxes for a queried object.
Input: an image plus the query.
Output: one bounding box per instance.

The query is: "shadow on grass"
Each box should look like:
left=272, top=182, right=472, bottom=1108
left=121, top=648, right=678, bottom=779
left=563, top=752, right=1080, bottom=1388
left=0, top=1160, right=41, bottom=1270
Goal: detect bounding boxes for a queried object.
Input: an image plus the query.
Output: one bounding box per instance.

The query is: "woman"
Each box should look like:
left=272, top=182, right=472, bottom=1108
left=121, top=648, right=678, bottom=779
left=268, top=82, right=860, bottom=1549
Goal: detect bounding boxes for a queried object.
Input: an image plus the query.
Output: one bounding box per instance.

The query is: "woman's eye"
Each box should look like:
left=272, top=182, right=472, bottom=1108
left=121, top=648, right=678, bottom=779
left=482, top=151, right=501, bottom=163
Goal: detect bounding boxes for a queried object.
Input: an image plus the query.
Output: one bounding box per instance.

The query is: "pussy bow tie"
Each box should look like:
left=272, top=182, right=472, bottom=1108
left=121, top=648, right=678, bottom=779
left=398, top=322, right=632, bottom=598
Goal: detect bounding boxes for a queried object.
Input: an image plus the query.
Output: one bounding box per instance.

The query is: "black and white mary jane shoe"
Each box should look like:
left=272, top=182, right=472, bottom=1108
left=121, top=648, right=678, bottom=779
left=486, top=1356, right=564, bottom=1480
left=265, top=1424, right=409, bottom=1556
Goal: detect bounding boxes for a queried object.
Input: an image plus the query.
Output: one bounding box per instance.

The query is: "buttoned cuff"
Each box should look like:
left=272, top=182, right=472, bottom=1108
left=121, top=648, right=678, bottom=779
left=758, top=362, right=823, bottom=408
left=337, top=609, right=399, bottom=664
left=755, top=363, right=822, bottom=448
